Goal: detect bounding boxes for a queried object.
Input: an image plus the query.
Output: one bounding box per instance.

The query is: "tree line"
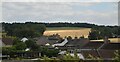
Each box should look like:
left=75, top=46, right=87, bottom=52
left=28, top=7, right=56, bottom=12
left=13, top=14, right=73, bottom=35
left=2, top=22, right=46, bottom=38
left=2, top=22, right=119, bottom=39
left=88, top=26, right=120, bottom=40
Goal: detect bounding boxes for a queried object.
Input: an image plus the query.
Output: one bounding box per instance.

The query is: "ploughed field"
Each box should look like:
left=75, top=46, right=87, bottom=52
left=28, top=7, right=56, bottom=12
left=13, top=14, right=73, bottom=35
left=43, top=27, right=91, bottom=38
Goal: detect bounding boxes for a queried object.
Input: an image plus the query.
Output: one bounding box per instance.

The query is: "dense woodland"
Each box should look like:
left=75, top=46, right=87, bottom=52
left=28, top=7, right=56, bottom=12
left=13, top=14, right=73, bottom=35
left=2, top=22, right=46, bottom=38
left=88, top=26, right=120, bottom=40
left=2, top=22, right=119, bottom=40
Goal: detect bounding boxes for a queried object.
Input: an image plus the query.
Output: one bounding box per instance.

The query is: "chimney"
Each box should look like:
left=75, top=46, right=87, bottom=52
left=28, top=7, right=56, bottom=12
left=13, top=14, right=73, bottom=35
left=104, top=36, right=110, bottom=44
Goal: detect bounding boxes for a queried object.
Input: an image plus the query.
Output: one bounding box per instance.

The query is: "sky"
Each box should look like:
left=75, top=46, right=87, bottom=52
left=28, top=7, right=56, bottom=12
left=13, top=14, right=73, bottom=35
left=1, top=0, right=119, bottom=26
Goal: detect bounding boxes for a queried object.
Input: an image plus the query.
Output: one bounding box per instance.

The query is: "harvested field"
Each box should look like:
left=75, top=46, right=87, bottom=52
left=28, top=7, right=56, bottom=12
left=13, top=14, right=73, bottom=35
left=44, top=27, right=91, bottom=38
left=108, top=38, right=120, bottom=43
left=91, top=38, right=120, bottom=43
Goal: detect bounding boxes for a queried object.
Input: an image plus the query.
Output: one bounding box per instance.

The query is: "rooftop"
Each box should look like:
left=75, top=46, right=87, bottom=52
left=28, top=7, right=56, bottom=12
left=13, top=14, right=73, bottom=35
left=81, top=41, right=104, bottom=49
left=1, top=38, right=14, bottom=46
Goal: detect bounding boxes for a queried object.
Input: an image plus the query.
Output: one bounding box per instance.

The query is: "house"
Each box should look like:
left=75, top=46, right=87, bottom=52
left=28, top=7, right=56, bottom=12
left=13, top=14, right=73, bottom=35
left=81, top=41, right=104, bottom=50
left=21, top=37, right=28, bottom=42
left=14, top=51, right=41, bottom=59
left=100, top=43, right=120, bottom=50
left=36, top=36, right=119, bottom=60
left=2, top=51, right=41, bottom=59
left=58, top=51, right=85, bottom=60
left=81, top=49, right=117, bottom=60
left=48, top=34, right=61, bottom=40
left=80, top=38, right=120, bottom=60
left=35, top=36, right=60, bottom=46
left=99, top=42, right=120, bottom=60
left=1, top=38, right=14, bottom=47
left=52, top=38, right=68, bottom=47
left=56, top=38, right=89, bottom=51
left=99, top=50, right=117, bottom=60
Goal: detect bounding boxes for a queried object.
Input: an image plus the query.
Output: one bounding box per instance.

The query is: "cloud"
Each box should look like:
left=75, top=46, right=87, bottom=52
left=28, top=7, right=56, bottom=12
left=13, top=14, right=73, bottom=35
left=0, top=2, right=2, bottom=22
left=1, top=0, right=119, bottom=2
left=2, top=2, right=118, bottom=25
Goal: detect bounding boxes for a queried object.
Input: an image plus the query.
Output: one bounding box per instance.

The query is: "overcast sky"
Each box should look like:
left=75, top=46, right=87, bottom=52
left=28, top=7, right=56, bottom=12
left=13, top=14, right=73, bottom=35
left=2, top=1, right=118, bottom=26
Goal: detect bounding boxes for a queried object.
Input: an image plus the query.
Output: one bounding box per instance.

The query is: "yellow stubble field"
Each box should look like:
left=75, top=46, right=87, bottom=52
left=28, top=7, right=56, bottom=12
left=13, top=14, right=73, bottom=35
left=43, top=27, right=91, bottom=38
